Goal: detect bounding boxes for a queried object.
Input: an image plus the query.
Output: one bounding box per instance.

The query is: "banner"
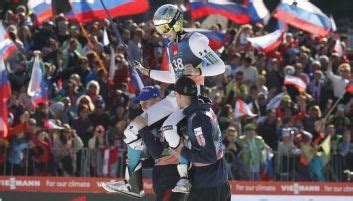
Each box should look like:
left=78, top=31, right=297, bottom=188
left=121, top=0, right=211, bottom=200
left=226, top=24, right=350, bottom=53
left=0, top=176, right=153, bottom=194
left=232, top=181, right=353, bottom=196
left=1, top=177, right=353, bottom=197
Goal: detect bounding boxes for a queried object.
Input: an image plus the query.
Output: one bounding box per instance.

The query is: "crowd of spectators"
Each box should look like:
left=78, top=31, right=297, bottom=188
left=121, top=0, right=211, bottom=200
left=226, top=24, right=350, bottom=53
left=1, top=4, right=353, bottom=182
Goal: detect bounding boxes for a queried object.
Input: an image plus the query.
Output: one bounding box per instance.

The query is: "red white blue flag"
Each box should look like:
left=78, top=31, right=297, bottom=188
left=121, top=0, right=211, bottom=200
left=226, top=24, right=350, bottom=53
left=28, top=0, right=54, bottom=24
left=129, top=66, right=145, bottom=93
left=247, top=30, right=284, bottom=53
left=190, top=0, right=250, bottom=24
left=0, top=58, right=11, bottom=138
left=68, top=0, right=149, bottom=23
left=184, top=28, right=226, bottom=50
left=245, top=0, right=270, bottom=25
left=273, top=0, right=332, bottom=37
left=345, top=81, right=353, bottom=93
left=284, top=75, right=307, bottom=91
left=27, top=53, right=48, bottom=107
left=0, top=22, right=17, bottom=60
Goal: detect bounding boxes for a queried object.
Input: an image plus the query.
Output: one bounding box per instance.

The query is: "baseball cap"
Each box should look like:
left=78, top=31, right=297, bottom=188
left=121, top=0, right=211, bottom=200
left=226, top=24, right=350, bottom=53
left=281, top=128, right=293, bottom=137
left=174, top=76, right=198, bottom=96
left=133, top=86, right=161, bottom=104
left=244, top=123, right=256, bottom=132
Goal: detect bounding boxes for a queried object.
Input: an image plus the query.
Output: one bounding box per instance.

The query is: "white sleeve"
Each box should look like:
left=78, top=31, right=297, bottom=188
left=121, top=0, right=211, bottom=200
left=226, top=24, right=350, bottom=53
left=150, top=69, right=176, bottom=83
left=189, top=32, right=225, bottom=76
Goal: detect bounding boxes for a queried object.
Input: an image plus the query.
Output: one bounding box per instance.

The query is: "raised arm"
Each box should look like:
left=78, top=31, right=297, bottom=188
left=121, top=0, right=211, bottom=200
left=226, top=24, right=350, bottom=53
left=189, top=32, right=225, bottom=76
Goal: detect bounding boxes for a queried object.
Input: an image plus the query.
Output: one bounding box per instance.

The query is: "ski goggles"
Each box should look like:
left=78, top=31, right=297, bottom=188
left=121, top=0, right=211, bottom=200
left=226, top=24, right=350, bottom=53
left=155, top=24, right=172, bottom=34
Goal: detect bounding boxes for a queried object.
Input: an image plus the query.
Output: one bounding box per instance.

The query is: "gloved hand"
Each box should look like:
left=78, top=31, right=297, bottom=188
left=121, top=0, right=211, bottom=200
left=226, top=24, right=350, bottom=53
left=132, top=60, right=149, bottom=76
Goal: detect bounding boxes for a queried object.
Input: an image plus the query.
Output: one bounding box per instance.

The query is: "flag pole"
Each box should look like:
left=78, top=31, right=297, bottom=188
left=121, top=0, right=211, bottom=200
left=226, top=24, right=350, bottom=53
left=99, top=0, right=146, bottom=91
left=324, top=91, right=346, bottom=120
left=98, top=0, right=134, bottom=66
left=66, top=1, right=108, bottom=74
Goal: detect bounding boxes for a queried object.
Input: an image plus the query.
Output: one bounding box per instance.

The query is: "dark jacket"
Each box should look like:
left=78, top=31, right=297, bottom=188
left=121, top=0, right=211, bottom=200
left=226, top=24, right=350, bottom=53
left=181, top=97, right=228, bottom=188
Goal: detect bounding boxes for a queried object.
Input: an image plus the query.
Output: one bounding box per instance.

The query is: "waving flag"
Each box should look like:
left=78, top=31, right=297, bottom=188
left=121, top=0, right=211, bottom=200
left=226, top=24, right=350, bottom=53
left=345, top=81, right=353, bottom=93
left=28, top=0, right=53, bottom=24
left=0, top=22, right=17, bottom=60
left=128, top=67, right=145, bottom=93
left=234, top=99, right=256, bottom=118
left=246, top=0, right=270, bottom=25
left=190, top=0, right=250, bottom=24
left=184, top=28, right=226, bottom=50
left=260, top=149, right=274, bottom=181
left=0, top=58, right=11, bottom=138
left=266, top=92, right=284, bottom=110
left=68, top=0, right=149, bottom=23
left=44, top=119, right=64, bottom=130
left=330, top=15, right=337, bottom=32
left=284, top=75, right=307, bottom=91
left=247, top=30, right=284, bottom=53
left=27, top=53, right=47, bottom=106
left=103, top=27, right=110, bottom=47
left=273, top=0, right=332, bottom=37
left=334, top=39, right=344, bottom=57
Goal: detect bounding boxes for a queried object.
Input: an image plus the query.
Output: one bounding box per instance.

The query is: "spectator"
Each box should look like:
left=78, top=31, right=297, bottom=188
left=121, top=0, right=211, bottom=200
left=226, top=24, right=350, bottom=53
left=276, top=128, right=301, bottom=180
left=52, top=125, right=83, bottom=176
left=72, top=104, right=94, bottom=147
left=88, top=125, right=119, bottom=177
left=128, top=28, right=144, bottom=63
left=325, top=63, right=350, bottom=99
left=234, top=55, right=258, bottom=87
left=7, top=126, right=32, bottom=175
left=88, top=96, right=111, bottom=130
left=257, top=109, right=280, bottom=150
left=327, top=104, right=350, bottom=134
left=307, top=70, right=327, bottom=110
left=338, top=130, right=353, bottom=156
left=31, top=130, right=52, bottom=176
left=237, top=123, right=271, bottom=181
left=218, top=104, right=233, bottom=132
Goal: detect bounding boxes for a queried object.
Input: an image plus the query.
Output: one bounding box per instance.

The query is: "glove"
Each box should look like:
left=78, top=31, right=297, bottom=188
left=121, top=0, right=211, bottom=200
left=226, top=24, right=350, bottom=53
left=132, top=60, right=149, bottom=76
left=123, top=122, right=145, bottom=151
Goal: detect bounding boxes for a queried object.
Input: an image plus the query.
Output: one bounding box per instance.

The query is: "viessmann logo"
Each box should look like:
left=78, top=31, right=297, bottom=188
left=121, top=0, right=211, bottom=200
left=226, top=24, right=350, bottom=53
left=0, top=177, right=41, bottom=190
left=281, top=183, right=320, bottom=194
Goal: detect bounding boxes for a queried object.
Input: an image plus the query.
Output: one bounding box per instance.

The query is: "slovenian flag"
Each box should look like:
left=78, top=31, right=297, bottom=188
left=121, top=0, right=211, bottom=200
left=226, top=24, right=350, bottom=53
left=184, top=28, right=226, bottom=50
left=0, top=22, right=17, bottom=60
left=0, top=58, right=11, bottom=138
left=284, top=75, right=307, bottom=91
left=245, top=0, right=270, bottom=25
left=190, top=0, right=250, bottom=24
left=27, top=0, right=54, bottom=25
left=273, top=0, right=332, bottom=37
left=68, top=0, right=149, bottom=23
left=27, top=53, right=48, bottom=107
left=247, top=30, right=284, bottom=53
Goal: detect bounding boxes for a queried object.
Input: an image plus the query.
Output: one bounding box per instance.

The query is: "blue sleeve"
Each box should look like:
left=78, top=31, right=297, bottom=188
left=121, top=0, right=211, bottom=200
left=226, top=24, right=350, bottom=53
left=181, top=113, right=217, bottom=164
left=139, top=126, right=164, bottom=159
left=13, top=143, right=28, bottom=152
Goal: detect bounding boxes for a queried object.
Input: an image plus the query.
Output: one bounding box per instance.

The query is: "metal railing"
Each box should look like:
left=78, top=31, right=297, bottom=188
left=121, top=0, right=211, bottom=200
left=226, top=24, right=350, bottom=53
left=0, top=146, right=127, bottom=178
left=1, top=145, right=352, bottom=182
left=224, top=149, right=353, bottom=182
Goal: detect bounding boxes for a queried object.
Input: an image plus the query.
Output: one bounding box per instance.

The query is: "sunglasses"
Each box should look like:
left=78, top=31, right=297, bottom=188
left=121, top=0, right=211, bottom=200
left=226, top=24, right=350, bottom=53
left=155, top=24, right=172, bottom=34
